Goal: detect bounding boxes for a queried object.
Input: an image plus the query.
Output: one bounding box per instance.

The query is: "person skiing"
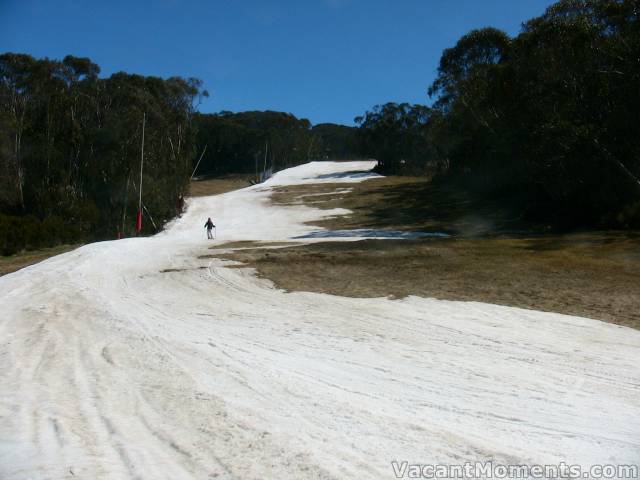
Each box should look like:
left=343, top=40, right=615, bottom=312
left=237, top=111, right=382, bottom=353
left=204, top=217, right=215, bottom=239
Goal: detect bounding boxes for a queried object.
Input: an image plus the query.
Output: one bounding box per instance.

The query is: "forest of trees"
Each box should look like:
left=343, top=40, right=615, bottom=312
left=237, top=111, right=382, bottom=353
left=0, top=53, right=362, bottom=255
left=0, top=53, right=206, bottom=254
left=193, top=112, right=360, bottom=178
left=356, top=0, right=640, bottom=228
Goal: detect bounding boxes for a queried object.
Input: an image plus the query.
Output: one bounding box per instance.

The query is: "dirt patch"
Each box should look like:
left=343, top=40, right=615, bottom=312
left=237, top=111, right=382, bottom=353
left=209, top=240, right=298, bottom=250
left=189, top=174, right=252, bottom=197
left=270, top=175, right=540, bottom=236
left=218, top=234, right=640, bottom=329
left=160, top=267, right=207, bottom=273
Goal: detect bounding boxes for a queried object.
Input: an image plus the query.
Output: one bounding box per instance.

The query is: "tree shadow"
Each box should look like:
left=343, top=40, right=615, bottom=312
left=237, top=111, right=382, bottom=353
left=347, top=179, right=532, bottom=237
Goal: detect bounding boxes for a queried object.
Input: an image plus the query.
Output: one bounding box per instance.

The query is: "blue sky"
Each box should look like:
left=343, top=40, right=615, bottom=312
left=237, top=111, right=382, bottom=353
left=1, top=0, right=555, bottom=125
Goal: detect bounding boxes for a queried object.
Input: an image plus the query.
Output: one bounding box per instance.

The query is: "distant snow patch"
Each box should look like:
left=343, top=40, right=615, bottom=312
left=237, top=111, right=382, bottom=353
left=293, top=229, right=450, bottom=239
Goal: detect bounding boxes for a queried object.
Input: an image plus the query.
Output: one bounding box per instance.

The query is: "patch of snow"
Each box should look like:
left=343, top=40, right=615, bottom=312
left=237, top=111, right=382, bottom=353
left=263, top=160, right=381, bottom=186
left=293, top=228, right=450, bottom=239
left=295, top=187, right=353, bottom=199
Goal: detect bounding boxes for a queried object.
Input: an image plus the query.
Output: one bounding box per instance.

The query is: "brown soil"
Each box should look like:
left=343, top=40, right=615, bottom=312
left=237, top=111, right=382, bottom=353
left=207, top=241, right=298, bottom=251
left=189, top=174, right=252, bottom=197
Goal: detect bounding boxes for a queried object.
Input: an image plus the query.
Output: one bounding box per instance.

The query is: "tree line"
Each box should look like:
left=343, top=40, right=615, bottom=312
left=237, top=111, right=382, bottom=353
left=0, top=52, right=363, bottom=255
left=355, top=0, right=640, bottom=228
left=193, top=112, right=361, bottom=178
left=0, top=53, right=205, bottom=254
left=0, top=52, right=364, bottom=255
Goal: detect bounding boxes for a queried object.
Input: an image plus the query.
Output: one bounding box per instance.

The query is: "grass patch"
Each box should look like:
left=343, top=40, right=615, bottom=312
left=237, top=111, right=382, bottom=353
left=210, top=240, right=298, bottom=250
left=270, top=175, right=542, bottom=236
left=219, top=234, right=640, bottom=329
left=200, top=241, right=299, bottom=258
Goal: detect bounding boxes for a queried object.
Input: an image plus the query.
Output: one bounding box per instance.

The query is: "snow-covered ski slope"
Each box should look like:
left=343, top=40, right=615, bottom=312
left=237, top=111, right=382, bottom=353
left=1, top=161, right=639, bottom=479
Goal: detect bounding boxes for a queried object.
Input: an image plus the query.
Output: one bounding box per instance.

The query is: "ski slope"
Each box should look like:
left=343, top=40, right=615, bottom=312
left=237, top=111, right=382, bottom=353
left=1, top=161, right=639, bottom=479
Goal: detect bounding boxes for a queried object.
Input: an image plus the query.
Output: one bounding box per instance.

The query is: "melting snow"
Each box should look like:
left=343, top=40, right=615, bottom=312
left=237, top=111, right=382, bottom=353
left=0, top=161, right=639, bottom=479
left=294, top=228, right=450, bottom=239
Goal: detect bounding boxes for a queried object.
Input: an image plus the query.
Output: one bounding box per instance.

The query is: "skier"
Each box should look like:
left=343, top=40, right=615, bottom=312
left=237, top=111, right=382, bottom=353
left=204, top=217, right=215, bottom=239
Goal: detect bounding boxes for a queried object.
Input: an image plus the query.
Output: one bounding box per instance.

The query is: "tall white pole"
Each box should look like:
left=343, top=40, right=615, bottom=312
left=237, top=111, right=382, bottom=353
left=139, top=112, right=145, bottom=212
left=263, top=141, right=268, bottom=181
left=190, top=144, right=207, bottom=180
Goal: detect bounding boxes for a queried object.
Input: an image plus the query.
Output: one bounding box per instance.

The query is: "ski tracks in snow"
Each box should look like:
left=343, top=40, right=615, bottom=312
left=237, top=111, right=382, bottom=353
left=1, top=161, right=639, bottom=479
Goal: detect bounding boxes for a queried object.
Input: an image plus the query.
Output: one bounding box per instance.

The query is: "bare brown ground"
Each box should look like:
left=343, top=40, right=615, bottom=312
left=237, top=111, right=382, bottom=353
left=189, top=174, right=252, bottom=197
left=269, top=175, right=537, bottom=235
left=0, top=244, right=80, bottom=277
left=217, top=177, right=640, bottom=329
left=205, top=241, right=298, bottom=251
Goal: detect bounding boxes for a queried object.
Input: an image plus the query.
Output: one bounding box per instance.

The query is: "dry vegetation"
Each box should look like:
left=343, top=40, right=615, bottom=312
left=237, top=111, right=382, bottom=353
left=188, top=174, right=252, bottom=197
left=270, top=175, right=544, bottom=235
left=217, top=176, right=640, bottom=329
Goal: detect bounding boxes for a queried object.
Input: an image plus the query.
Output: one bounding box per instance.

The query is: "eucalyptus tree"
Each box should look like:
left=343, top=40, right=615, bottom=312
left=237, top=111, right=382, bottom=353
left=0, top=53, right=206, bottom=254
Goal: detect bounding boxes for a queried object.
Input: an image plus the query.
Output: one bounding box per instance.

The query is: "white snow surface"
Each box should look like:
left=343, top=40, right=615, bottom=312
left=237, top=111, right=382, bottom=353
left=1, top=161, right=639, bottom=479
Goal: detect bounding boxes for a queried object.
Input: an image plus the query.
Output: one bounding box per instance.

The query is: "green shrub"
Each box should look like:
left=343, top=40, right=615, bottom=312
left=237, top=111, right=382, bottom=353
left=0, top=215, right=25, bottom=256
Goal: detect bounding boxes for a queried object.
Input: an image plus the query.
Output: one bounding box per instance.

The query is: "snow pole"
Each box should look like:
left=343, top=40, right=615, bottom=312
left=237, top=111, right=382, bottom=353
left=142, top=203, right=158, bottom=232
left=262, top=141, right=268, bottom=182
left=136, top=112, right=146, bottom=234
left=190, top=144, right=207, bottom=180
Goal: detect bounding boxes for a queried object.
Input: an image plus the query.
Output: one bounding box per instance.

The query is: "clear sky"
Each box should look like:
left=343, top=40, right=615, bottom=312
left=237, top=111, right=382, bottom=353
left=1, top=0, right=555, bottom=125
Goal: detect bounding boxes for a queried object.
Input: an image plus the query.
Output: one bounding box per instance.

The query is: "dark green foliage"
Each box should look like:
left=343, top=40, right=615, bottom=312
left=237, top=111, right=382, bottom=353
left=355, top=103, right=443, bottom=175
left=194, top=111, right=310, bottom=176
left=0, top=53, right=206, bottom=254
left=357, top=0, right=640, bottom=229
left=0, top=53, right=362, bottom=255
left=310, top=123, right=361, bottom=160
left=193, top=112, right=362, bottom=178
left=0, top=213, right=60, bottom=255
